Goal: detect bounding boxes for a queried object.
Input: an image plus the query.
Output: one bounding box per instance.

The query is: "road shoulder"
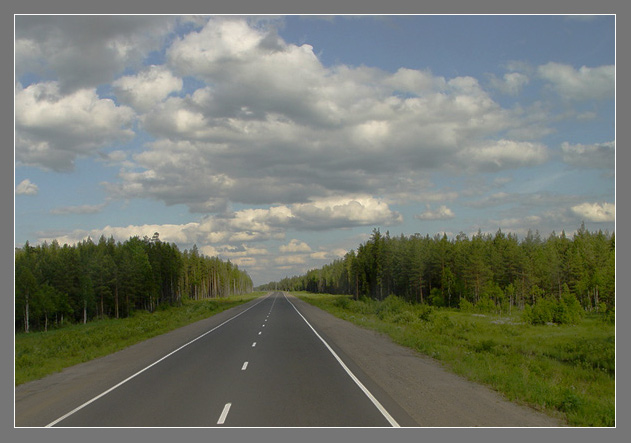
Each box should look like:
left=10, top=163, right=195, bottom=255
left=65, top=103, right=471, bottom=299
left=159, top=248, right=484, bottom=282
left=288, top=293, right=565, bottom=427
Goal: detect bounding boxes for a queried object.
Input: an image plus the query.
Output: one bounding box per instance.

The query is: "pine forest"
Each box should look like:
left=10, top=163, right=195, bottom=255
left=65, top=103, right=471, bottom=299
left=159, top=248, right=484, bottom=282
left=261, top=224, right=615, bottom=323
left=15, top=233, right=253, bottom=333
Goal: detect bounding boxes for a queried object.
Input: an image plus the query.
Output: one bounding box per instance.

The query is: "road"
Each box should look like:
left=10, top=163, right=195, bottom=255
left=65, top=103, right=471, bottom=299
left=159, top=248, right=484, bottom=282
left=33, top=292, right=406, bottom=427
left=15, top=292, right=564, bottom=428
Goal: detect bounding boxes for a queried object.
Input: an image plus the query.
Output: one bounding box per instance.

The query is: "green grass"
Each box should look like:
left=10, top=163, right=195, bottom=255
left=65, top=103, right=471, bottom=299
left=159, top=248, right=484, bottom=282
left=15, top=292, right=265, bottom=386
left=296, top=292, right=615, bottom=427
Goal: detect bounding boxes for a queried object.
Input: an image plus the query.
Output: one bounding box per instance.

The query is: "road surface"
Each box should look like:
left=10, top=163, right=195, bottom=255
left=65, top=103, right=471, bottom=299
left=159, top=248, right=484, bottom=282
left=19, top=292, right=408, bottom=427
left=15, top=292, right=563, bottom=427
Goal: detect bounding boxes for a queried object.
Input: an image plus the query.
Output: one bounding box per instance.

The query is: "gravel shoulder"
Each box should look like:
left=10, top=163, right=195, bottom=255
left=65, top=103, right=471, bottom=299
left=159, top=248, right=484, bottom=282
left=288, top=293, right=565, bottom=427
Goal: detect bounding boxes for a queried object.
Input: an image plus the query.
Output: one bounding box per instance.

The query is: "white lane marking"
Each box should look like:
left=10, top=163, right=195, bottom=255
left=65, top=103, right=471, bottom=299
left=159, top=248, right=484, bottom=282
left=45, top=294, right=272, bottom=427
left=258, top=331, right=262, bottom=335
left=241, top=361, right=248, bottom=371
left=282, top=293, right=401, bottom=428
left=217, top=403, right=232, bottom=425
left=262, top=324, right=265, bottom=327
left=252, top=342, right=257, bottom=347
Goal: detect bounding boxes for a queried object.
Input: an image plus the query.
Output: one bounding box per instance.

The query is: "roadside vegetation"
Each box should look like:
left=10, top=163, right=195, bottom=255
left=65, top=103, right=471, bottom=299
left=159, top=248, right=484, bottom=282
left=15, top=292, right=264, bottom=386
left=297, top=292, right=615, bottom=427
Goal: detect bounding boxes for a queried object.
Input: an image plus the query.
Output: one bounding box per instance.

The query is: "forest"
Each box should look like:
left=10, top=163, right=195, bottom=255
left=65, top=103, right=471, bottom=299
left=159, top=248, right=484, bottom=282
left=15, top=233, right=253, bottom=333
left=261, top=224, right=615, bottom=320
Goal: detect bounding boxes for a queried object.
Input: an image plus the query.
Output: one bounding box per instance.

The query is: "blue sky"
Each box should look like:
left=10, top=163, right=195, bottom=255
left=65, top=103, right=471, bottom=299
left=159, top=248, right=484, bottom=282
left=14, top=15, right=615, bottom=286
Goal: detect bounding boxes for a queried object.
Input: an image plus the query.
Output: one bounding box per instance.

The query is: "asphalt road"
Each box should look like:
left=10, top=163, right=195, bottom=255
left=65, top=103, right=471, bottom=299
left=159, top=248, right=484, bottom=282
left=39, top=292, right=404, bottom=427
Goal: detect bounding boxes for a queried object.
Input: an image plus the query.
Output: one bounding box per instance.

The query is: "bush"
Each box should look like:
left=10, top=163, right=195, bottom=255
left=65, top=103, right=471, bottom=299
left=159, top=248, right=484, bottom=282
left=459, top=298, right=474, bottom=312
left=334, top=296, right=351, bottom=309
left=555, top=293, right=584, bottom=325
left=602, top=305, right=615, bottom=324
left=430, top=288, right=445, bottom=307
left=475, top=296, right=497, bottom=314
left=376, top=294, right=408, bottom=320
left=523, top=294, right=584, bottom=325
left=416, top=304, right=434, bottom=322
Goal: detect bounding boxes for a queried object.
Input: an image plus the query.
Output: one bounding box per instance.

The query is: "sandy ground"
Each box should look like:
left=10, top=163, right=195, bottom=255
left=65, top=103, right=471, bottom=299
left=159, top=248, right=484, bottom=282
left=15, top=293, right=565, bottom=427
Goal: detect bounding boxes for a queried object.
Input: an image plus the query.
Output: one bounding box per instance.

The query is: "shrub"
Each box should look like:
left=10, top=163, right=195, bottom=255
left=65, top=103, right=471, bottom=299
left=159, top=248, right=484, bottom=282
left=522, top=298, right=555, bottom=325
left=334, top=296, right=351, bottom=309
left=459, top=298, right=474, bottom=312
left=476, top=296, right=497, bottom=314
left=555, top=293, right=584, bottom=325
left=417, top=303, right=434, bottom=322
left=430, top=288, right=445, bottom=307
left=602, top=305, right=615, bottom=324
left=376, top=294, right=408, bottom=320
left=523, top=294, right=584, bottom=325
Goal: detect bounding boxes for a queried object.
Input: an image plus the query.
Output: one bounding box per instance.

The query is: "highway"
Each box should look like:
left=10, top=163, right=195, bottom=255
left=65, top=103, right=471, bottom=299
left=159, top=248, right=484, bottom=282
left=44, top=292, right=403, bottom=427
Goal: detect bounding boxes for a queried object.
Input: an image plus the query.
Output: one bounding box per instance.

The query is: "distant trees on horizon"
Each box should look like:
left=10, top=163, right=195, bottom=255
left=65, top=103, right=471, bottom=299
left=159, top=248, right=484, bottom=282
left=260, top=224, right=615, bottom=316
left=15, top=234, right=253, bottom=333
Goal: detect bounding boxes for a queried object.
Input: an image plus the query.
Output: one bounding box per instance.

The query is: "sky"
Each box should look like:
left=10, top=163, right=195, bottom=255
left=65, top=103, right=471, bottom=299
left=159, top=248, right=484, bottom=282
left=14, top=15, right=615, bottom=286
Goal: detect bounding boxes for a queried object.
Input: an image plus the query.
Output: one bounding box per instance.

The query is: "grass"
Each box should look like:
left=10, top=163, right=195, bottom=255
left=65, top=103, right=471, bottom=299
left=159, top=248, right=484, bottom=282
left=15, top=292, right=265, bottom=386
left=296, top=292, right=615, bottom=427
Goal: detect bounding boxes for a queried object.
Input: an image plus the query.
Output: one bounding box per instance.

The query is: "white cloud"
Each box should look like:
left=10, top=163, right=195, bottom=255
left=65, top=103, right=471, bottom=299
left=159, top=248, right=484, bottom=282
left=571, top=202, right=615, bottom=222
left=36, top=196, right=399, bottom=250
left=15, top=82, right=135, bottom=171
left=93, top=17, right=560, bottom=211
left=456, top=139, right=548, bottom=172
left=15, top=179, right=39, bottom=196
left=274, top=255, right=307, bottom=265
left=415, top=205, right=455, bottom=220
left=15, top=15, right=179, bottom=91
left=561, top=141, right=615, bottom=169
left=538, top=62, right=614, bottom=101
left=112, top=65, right=183, bottom=112
left=489, top=72, right=529, bottom=96
left=280, top=239, right=312, bottom=253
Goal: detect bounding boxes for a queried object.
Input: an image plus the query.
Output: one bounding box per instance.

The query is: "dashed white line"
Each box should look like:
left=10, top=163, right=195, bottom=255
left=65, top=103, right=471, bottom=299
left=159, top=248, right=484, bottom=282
left=252, top=342, right=257, bottom=347
left=217, top=403, right=232, bottom=425
left=241, top=361, right=248, bottom=371
left=45, top=294, right=272, bottom=427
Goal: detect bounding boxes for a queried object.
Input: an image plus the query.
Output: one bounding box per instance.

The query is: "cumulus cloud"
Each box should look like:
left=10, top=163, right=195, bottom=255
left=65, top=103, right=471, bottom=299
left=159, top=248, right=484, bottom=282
left=280, top=239, right=312, bottom=253
left=112, top=65, right=183, bottom=112
left=15, top=15, right=179, bottom=92
left=415, top=205, right=455, bottom=220
left=571, top=202, right=615, bottom=222
left=37, top=196, right=399, bottom=248
left=538, top=62, right=614, bottom=101
left=561, top=141, right=615, bottom=169
left=98, top=17, right=556, bottom=212
left=15, top=82, right=135, bottom=171
left=489, top=72, right=529, bottom=95
left=15, top=179, right=39, bottom=195
left=455, top=139, right=548, bottom=172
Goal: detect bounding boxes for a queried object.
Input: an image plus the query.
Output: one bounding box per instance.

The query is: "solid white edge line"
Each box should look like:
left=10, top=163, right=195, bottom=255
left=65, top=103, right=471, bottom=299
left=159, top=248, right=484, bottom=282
left=217, top=403, right=232, bottom=425
left=283, top=292, right=401, bottom=428
left=45, top=293, right=272, bottom=427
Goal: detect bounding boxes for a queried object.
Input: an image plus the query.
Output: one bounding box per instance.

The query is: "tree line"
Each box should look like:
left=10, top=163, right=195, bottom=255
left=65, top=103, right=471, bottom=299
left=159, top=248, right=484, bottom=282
left=261, top=224, right=614, bottom=315
left=15, top=233, right=253, bottom=333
